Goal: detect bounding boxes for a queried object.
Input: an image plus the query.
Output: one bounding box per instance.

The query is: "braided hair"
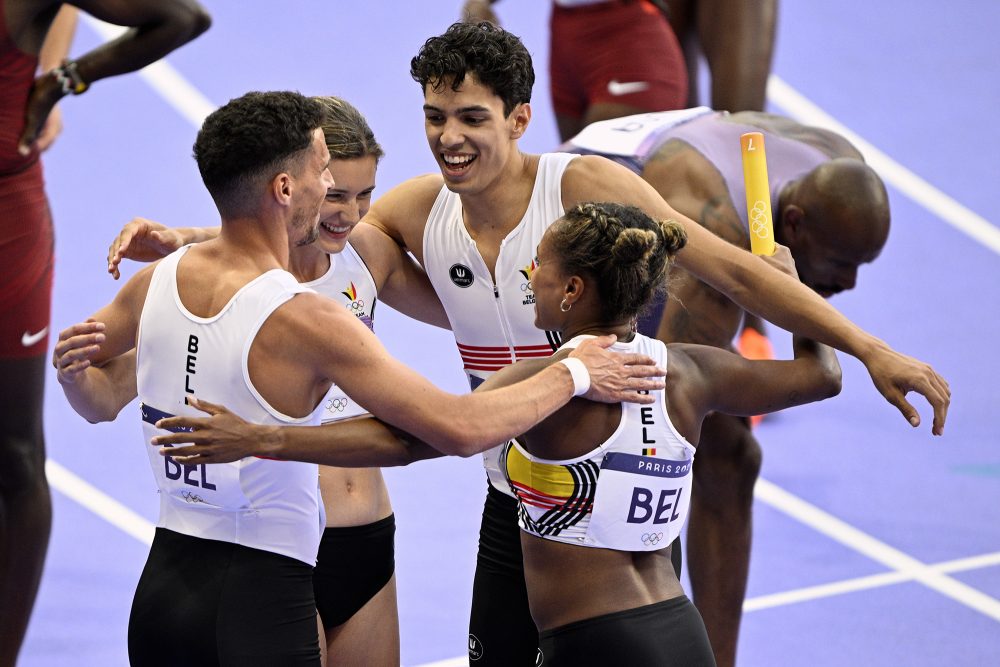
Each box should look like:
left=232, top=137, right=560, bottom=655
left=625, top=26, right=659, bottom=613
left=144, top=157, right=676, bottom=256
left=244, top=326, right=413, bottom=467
left=548, top=202, right=687, bottom=322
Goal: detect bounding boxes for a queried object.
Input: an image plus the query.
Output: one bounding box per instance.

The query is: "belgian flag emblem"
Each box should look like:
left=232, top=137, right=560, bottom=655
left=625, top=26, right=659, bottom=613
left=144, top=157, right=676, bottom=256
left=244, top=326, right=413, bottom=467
left=642, top=448, right=657, bottom=456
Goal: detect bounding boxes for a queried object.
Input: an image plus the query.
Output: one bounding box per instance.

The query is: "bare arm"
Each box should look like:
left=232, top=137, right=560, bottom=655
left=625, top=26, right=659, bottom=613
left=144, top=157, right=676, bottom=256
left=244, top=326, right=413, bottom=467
left=37, top=4, right=78, bottom=71
left=53, top=321, right=137, bottom=422
left=349, top=223, right=451, bottom=329
left=20, top=0, right=210, bottom=152
left=53, top=264, right=154, bottom=420
left=562, top=155, right=950, bottom=433
left=107, top=217, right=219, bottom=278
left=361, top=174, right=442, bottom=265
left=156, top=398, right=443, bottom=468
left=30, top=5, right=78, bottom=152
left=296, top=301, right=662, bottom=455
left=675, top=336, right=842, bottom=421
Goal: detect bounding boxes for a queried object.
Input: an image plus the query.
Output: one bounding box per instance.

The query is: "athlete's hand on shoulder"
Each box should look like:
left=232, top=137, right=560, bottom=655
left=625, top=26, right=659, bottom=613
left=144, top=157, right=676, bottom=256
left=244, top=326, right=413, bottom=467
left=570, top=335, right=666, bottom=405
left=52, top=320, right=106, bottom=384
left=862, top=341, right=950, bottom=436
left=151, top=397, right=278, bottom=464
left=760, top=243, right=798, bottom=279
left=107, top=217, right=185, bottom=279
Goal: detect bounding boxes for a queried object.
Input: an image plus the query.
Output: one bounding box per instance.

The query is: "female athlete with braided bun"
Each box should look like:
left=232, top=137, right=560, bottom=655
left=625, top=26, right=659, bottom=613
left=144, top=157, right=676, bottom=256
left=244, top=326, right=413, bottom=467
left=477, top=202, right=842, bottom=665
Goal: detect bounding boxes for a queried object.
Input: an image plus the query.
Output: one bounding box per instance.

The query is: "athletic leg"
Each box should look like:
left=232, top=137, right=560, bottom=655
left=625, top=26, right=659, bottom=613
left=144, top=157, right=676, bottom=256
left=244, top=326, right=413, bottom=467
left=695, top=0, right=778, bottom=111
left=0, top=355, right=51, bottom=667
left=324, top=575, right=398, bottom=667
left=0, top=176, right=54, bottom=667
left=686, top=412, right=761, bottom=667
left=314, top=514, right=399, bottom=666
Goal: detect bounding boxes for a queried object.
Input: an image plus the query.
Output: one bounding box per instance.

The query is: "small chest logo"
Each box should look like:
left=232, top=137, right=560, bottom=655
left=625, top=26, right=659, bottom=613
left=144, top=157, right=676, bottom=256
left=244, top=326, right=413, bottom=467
left=341, top=282, right=366, bottom=312
left=519, top=258, right=537, bottom=305
left=468, top=634, right=484, bottom=660
left=450, top=264, right=474, bottom=288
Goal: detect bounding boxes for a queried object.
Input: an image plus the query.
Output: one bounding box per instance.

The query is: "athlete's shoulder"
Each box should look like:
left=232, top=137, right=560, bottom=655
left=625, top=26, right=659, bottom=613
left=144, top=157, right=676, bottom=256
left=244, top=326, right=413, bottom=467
left=365, top=173, right=444, bottom=250
left=561, top=153, right=649, bottom=207
left=378, top=173, right=445, bottom=207
left=346, top=223, right=400, bottom=289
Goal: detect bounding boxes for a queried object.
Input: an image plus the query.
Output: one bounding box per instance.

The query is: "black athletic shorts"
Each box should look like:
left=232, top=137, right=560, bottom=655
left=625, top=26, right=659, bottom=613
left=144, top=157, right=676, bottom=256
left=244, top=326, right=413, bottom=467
left=539, top=596, right=716, bottom=666
left=313, top=514, right=396, bottom=629
left=468, top=482, right=684, bottom=666
left=468, top=483, right=539, bottom=665
left=128, top=528, right=321, bottom=667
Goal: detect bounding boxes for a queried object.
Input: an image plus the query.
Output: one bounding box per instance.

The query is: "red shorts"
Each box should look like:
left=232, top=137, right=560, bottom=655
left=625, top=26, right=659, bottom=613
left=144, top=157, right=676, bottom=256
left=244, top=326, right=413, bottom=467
left=0, top=160, right=54, bottom=358
left=549, top=0, right=688, bottom=119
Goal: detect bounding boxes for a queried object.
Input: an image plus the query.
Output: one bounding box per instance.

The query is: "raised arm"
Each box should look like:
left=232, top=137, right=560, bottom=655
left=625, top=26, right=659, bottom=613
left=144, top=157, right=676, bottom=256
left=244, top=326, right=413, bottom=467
left=562, top=155, right=950, bottom=434
left=674, top=336, right=842, bottom=425
left=19, top=0, right=211, bottom=152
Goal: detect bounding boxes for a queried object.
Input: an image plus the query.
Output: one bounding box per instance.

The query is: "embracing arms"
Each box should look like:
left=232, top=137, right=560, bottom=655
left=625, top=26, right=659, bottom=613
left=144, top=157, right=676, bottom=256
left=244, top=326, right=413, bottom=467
left=561, top=155, right=949, bottom=434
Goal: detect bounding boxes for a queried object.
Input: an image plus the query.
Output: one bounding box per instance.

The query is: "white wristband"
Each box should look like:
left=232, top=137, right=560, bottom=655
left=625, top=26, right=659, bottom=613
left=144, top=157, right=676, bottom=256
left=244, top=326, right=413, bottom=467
left=558, top=357, right=591, bottom=397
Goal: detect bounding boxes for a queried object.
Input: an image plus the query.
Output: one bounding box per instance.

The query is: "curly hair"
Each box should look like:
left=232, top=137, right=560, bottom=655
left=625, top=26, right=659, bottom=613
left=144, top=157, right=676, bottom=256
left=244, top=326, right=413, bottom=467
left=313, top=96, right=384, bottom=164
left=548, top=202, right=687, bottom=322
left=409, top=21, right=534, bottom=117
left=193, top=91, right=325, bottom=217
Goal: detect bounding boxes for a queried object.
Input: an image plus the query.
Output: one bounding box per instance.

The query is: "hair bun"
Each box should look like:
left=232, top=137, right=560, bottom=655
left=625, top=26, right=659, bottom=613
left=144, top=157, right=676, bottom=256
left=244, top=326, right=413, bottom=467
left=611, top=228, right=657, bottom=264
left=657, top=218, right=688, bottom=255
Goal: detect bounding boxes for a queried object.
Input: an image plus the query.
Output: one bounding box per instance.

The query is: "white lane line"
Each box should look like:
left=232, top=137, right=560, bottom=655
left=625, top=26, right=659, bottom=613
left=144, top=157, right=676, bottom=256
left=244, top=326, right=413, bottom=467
left=409, top=658, right=467, bottom=667
left=80, top=16, right=215, bottom=127
left=745, top=550, right=1000, bottom=612
left=755, top=478, right=1000, bottom=621
left=768, top=75, right=1000, bottom=257
left=45, top=459, right=155, bottom=545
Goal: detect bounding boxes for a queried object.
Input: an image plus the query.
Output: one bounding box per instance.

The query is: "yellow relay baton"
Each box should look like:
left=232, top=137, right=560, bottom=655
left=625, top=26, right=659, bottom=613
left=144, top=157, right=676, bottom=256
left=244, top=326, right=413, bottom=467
left=740, top=132, right=775, bottom=256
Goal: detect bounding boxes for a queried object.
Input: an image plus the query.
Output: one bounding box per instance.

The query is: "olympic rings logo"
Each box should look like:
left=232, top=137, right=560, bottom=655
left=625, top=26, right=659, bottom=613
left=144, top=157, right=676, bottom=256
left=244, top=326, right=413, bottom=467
left=326, top=397, right=349, bottom=412
left=520, top=282, right=532, bottom=293
left=348, top=299, right=365, bottom=312
left=749, top=200, right=771, bottom=239
left=641, top=532, right=664, bottom=546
